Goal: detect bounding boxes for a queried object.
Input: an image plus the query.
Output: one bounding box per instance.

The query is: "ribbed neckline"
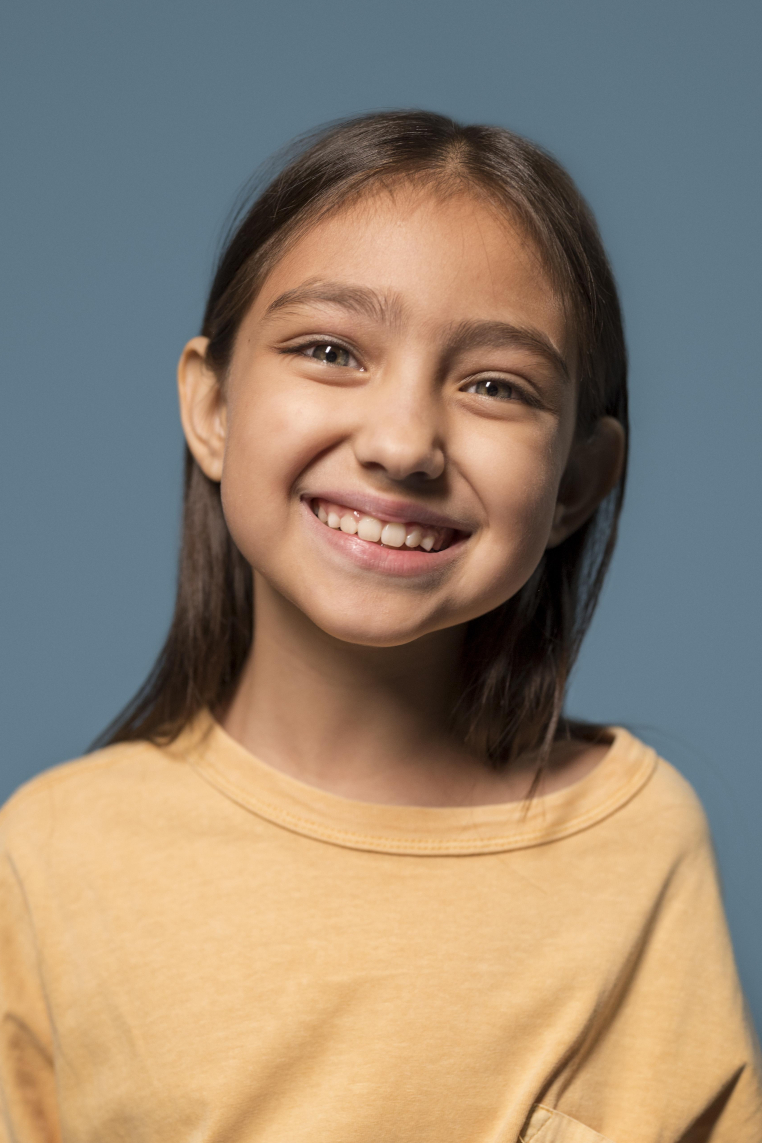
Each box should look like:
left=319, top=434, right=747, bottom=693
left=172, top=711, right=657, bottom=856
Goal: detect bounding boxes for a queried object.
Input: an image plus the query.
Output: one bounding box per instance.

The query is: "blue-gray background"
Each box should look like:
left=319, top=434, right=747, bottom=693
left=2, top=0, right=760, bottom=1026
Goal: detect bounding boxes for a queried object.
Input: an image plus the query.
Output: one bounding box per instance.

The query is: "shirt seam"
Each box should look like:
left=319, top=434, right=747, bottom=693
left=190, top=752, right=657, bottom=854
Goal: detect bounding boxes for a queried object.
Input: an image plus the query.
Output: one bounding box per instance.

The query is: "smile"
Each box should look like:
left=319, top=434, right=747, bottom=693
left=311, top=498, right=457, bottom=552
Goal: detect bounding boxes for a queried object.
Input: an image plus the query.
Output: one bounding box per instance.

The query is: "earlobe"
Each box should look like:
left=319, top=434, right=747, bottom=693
left=547, top=416, right=626, bottom=548
left=177, top=337, right=227, bottom=482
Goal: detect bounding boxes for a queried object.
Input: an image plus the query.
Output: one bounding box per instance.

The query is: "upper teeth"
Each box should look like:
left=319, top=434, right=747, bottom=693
left=313, top=499, right=450, bottom=552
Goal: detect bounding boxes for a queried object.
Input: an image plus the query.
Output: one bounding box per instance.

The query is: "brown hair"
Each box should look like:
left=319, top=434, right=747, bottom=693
left=96, top=110, right=628, bottom=767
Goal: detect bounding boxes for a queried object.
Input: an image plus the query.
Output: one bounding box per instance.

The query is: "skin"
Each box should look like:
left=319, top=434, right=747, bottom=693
left=178, top=184, right=624, bottom=806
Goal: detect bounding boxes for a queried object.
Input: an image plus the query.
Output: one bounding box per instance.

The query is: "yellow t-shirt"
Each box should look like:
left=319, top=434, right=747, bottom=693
left=0, top=713, right=759, bottom=1143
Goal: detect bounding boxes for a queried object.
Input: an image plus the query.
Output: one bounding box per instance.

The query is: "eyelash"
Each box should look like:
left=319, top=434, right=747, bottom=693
left=281, top=339, right=362, bottom=369
left=461, top=376, right=541, bottom=408
left=281, top=341, right=541, bottom=408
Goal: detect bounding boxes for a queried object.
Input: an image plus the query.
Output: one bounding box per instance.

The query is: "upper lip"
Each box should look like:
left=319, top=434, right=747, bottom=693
left=301, top=490, right=472, bottom=532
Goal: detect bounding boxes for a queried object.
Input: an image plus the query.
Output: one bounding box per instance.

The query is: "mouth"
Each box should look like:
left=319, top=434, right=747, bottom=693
left=309, top=497, right=467, bottom=553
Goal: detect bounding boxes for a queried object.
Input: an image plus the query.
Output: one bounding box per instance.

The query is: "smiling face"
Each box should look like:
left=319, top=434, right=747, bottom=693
left=181, top=184, right=600, bottom=648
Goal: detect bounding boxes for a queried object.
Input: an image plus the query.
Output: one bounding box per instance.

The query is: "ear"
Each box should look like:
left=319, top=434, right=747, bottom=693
left=547, top=416, right=626, bottom=548
left=177, top=337, right=227, bottom=482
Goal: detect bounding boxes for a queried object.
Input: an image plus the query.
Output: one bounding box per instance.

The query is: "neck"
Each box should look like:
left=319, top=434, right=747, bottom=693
left=221, top=575, right=605, bottom=805
left=221, top=574, right=490, bottom=805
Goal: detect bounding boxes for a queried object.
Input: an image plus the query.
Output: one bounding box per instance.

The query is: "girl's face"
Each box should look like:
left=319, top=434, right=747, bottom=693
left=182, top=186, right=614, bottom=647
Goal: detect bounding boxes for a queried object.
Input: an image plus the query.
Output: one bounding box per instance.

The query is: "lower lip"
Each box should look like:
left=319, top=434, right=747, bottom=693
left=300, top=500, right=468, bottom=577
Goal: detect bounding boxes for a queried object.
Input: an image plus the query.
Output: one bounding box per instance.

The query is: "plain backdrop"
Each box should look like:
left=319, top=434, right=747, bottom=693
left=1, top=0, right=760, bottom=1028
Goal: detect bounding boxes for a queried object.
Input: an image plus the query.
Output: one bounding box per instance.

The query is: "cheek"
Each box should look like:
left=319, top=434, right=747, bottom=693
left=218, top=375, right=337, bottom=556
left=468, top=429, right=565, bottom=590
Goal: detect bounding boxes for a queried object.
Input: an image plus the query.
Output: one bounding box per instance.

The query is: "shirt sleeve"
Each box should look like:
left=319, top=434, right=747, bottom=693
left=0, top=824, right=62, bottom=1143
left=673, top=840, right=762, bottom=1142
left=651, top=818, right=762, bottom=1141
left=557, top=787, right=762, bottom=1142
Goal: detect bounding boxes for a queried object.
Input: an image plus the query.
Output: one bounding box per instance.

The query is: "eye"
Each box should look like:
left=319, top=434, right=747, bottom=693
left=303, top=342, right=358, bottom=368
left=463, top=377, right=517, bottom=401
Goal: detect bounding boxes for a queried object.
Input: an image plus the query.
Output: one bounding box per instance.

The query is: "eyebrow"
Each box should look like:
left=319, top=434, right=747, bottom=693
left=443, top=319, right=570, bottom=381
left=263, top=279, right=569, bottom=380
left=263, top=280, right=404, bottom=326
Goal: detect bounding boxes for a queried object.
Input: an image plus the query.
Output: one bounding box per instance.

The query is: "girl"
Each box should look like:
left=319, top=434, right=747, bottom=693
left=0, top=111, right=759, bottom=1143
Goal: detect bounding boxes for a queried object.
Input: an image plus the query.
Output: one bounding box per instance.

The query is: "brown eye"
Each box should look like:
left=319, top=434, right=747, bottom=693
left=306, top=343, right=355, bottom=367
left=465, top=378, right=515, bottom=400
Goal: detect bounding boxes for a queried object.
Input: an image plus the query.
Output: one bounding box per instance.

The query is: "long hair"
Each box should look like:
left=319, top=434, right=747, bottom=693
left=96, top=110, right=628, bottom=767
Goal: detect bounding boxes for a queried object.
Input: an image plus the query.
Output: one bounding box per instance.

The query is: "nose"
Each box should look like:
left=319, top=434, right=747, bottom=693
left=351, top=366, right=446, bottom=483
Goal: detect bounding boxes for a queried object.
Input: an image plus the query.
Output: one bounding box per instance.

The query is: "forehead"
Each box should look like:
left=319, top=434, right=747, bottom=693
left=249, top=185, right=569, bottom=356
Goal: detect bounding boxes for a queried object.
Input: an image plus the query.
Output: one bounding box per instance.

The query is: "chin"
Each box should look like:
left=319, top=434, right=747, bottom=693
left=308, top=606, right=441, bottom=649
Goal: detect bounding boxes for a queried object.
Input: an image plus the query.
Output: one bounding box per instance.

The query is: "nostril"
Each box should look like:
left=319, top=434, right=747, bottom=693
left=355, top=438, right=445, bottom=483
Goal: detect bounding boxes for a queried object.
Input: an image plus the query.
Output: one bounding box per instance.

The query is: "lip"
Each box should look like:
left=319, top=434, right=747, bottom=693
left=300, top=489, right=472, bottom=531
left=300, top=498, right=470, bottom=576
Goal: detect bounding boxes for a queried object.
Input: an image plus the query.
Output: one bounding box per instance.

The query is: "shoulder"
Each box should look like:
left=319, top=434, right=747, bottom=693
left=610, top=728, right=714, bottom=860
left=644, top=754, right=709, bottom=833
left=0, top=738, right=188, bottom=859
left=1, top=739, right=165, bottom=815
